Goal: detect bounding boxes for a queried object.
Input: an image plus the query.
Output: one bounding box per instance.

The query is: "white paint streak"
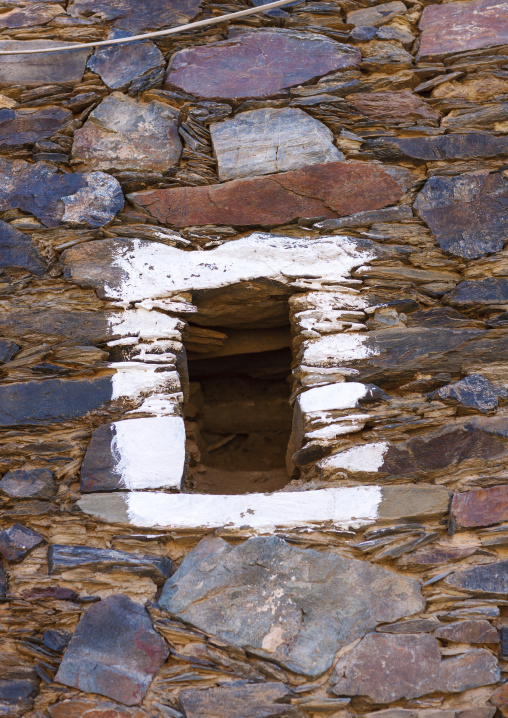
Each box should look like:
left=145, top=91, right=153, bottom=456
left=112, top=417, right=185, bottom=490
left=318, top=442, right=389, bottom=474
left=305, top=415, right=368, bottom=439
left=127, top=393, right=183, bottom=416
left=110, top=362, right=180, bottom=400
left=301, top=333, right=379, bottom=368
left=298, top=382, right=368, bottom=413
left=108, top=308, right=184, bottom=340
left=120, top=485, right=383, bottom=531
left=103, top=234, right=377, bottom=303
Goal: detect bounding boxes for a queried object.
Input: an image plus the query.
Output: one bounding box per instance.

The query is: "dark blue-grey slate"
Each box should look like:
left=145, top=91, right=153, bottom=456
left=0, top=220, right=45, bottom=274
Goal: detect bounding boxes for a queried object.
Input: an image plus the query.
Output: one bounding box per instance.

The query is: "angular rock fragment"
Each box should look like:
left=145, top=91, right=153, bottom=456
left=129, top=162, right=403, bottom=227
left=165, top=29, right=361, bottom=99
left=50, top=701, right=150, bottom=718
left=210, top=107, right=343, bottom=181
left=0, top=563, right=7, bottom=596
left=48, top=545, right=172, bottom=585
left=0, top=339, right=19, bottom=364
left=43, top=630, right=72, bottom=654
left=159, top=535, right=424, bottom=677
left=0, top=523, right=44, bottom=562
left=0, top=676, right=38, bottom=717
left=346, top=91, right=440, bottom=124
left=440, top=649, right=499, bottom=692
left=0, top=4, right=64, bottom=29
left=367, top=133, right=508, bottom=162
left=68, top=0, right=203, bottom=32
left=80, top=417, right=186, bottom=492
left=446, top=278, right=508, bottom=308
left=87, top=30, right=164, bottom=90
left=452, top=485, right=508, bottom=528
left=358, top=40, right=413, bottom=72
left=0, top=40, right=89, bottom=85
left=415, top=172, right=508, bottom=258
left=434, top=619, right=499, bottom=644
left=418, top=0, right=508, bottom=61
left=179, top=683, right=300, bottom=718
left=430, top=374, right=500, bottom=413
left=0, top=106, right=72, bottom=147
left=55, top=594, right=169, bottom=705
left=398, top=545, right=477, bottom=568
left=347, top=1, right=406, bottom=27
left=72, top=93, right=181, bottom=172
left=0, top=157, right=123, bottom=228
left=0, top=468, right=57, bottom=500
left=445, top=560, right=508, bottom=595
left=0, top=220, right=45, bottom=275
left=314, top=205, right=412, bottom=230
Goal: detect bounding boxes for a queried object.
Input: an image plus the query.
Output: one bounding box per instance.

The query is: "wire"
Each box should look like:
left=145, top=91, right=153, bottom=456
left=0, top=0, right=303, bottom=54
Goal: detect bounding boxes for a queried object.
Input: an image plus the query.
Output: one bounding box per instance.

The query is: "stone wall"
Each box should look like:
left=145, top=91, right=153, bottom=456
left=1, top=0, right=508, bottom=716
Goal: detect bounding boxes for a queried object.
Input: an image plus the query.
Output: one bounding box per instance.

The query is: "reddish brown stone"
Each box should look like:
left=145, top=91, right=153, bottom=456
left=50, top=699, right=149, bottom=718
left=452, top=485, right=508, bottom=528
left=418, top=0, right=508, bottom=61
left=398, top=545, right=477, bottom=568
left=491, top=681, right=508, bottom=706
left=434, top=619, right=499, bottom=644
left=165, top=29, right=361, bottom=100
left=346, top=91, right=440, bottom=125
left=440, top=649, right=499, bottom=692
left=128, top=162, right=403, bottom=227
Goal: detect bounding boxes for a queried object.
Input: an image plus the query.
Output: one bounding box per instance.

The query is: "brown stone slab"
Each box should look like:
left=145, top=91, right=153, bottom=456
left=346, top=91, right=440, bottom=124
left=418, top=0, right=508, bottom=61
left=128, top=162, right=403, bottom=227
left=452, top=485, right=508, bottom=528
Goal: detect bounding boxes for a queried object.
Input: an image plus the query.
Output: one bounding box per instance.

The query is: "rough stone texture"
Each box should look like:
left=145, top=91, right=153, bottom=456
left=87, top=30, right=164, bottom=90
left=0, top=4, right=63, bottom=29
left=0, top=468, right=57, bottom=500
left=129, top=161, right=403, bottom=227
left=68, top=0, right=203, bottom=32
left=0, top=220, right=45, bottom=275
left=447, top=278, right=508, bottom=308
left=0, top=523, right=44, bottom=562
left=445, top=561, right=508, bottom=595
left=48, top=545, right=172, bottom=585
left=179, top=683, right=301, bottom=718
left=331, top=633, right=499, bottom=702
left=452, top=485, right=508, bottom=528
left=0, top=339, right=19, bottom=364
left=347, top=1, right=406, bottom=27
left=434, top=619, right=499, bottom=644
left=159, top=535, right=424, bottom=677
left=0, top=677, right=38, bottom=717
left=414, top=173, right=508, bottom=259
left=0, top=157, right=123, bottom=228
left=418, top=0, right=508, bottom=61
left=50, top=700, right=150, bottom=718
left=165, top=29, right=361, bottom=99
left=55, top=594, right=169, bottom=705
left=346, top=91, right=441, bottom=124
left=314, top=204, right=412, bottom=230
left=0, top=40, right=89, bottom=85
left=209, top=107, right=343, bottom=181
left=0, top=106, right=72, bottom=147
left=72, top=93, right=181, bottom=172
left=367, top=134, right=508, bottom=162
left=430, top=374, right=501, bottom=412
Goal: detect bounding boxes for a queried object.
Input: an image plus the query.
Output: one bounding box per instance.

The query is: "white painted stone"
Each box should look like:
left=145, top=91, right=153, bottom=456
left=305, top=415, right=369, bottom=439
left=127, top=393, right=183, bottom=416
left=301, top=333, right=379, bottom=368
left=112, top=416, right=185, bottom=489
left=103, top=233, right=377, bottom=303
left=79, top=486, right=384, bottom=532
left=110, top=362, right=180, bottom=401
left=298, top=382, right=368, bottom=413
left=210, top=107, right=344, bottom=181
left=108, top=308, right=184, bottom=340
left=318, top=442, right=389, bottom=475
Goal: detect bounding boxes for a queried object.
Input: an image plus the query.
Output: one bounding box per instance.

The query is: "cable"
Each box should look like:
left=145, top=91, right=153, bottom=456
left=0, top=0, right=303, bottom=54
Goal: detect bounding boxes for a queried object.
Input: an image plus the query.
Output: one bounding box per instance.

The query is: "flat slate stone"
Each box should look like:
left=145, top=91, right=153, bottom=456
left=314, top=204, right=413, bottom=230
left=68, top=0, right=203, bottom=32
left=87, top=30, right=164, bottom=90
left=48, top=544, right=172, bottom=585
left=0, top=4, right=63, bottom=29
left=367, top=133, right=508, bottom=162
left=179, top=683, right=300, bottom=718
left=0, top=523, right=44, bottom=562
left=0, top=563, right=7, bottom=596
left=347, top=1, right=406, bottom=27
left=80, top=417, right=186, bottom=492
left=0, top=106, right=72, bottom=147
left=430, top=374, right=500, bottom=412
left=55, top=594, right=169, bottom=705
left=0, top=338, right=19, bottom=364
left=434, top=619, right=499, bottom=644
left=0, top=157, right=123, bottom=228
left=0, top=677, right=38, bottom=716
left=331, top=633, right=499, bottom=702
left=72, top=93, right=181, bottom=172
left=414, top=172, right=508, bottom=258
left=159, top=535, right=424, bottom=677
left=399, top=545, right=477, bottom=568
left=452, top=485, right=508, bottom=528
left=446, top=278, right=508, bottom=307
left=0, top=220, right=45, bottom=275
left=165, top=29, right=361, bottom=99
left=129, top=161, right=403, bottom=227
left=0, top=468, right=57, bottom=500
left=445, top=560, right=508, bottom=596
left=346, top=91, right=440, bottom=124
left=0, top=40, right=89, bottom=86
left=51, top=699, right=150, bottom=718
left=418, top=0, right=508, bottom=61
left=210, top=107, right=343, bottom=181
